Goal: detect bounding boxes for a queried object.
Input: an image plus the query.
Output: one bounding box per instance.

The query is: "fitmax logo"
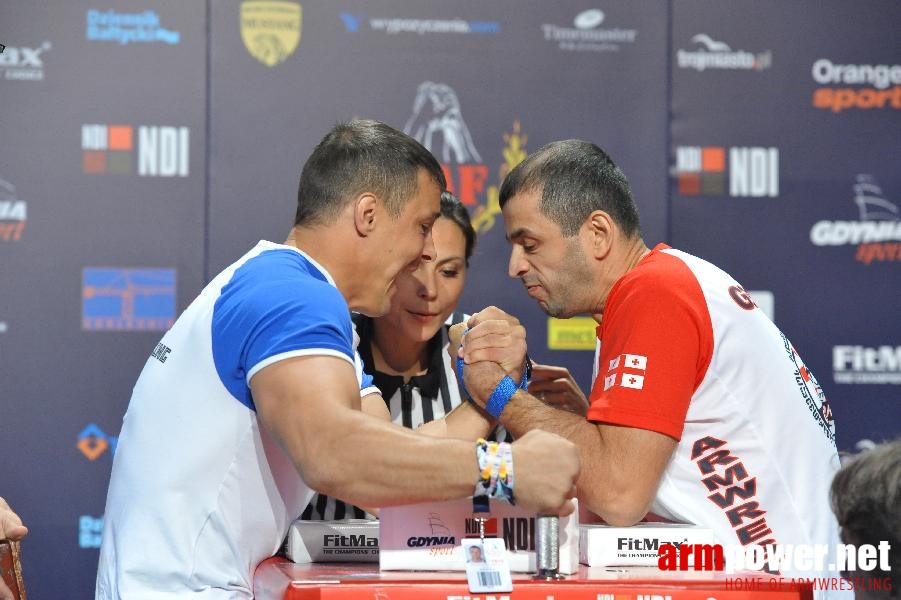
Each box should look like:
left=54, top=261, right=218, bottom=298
left=0, top=41, right=51, bottom=80
left=834, top=346, right=901, bottom=384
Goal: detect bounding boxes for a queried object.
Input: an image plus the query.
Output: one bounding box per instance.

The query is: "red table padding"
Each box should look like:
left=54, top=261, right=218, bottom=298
left=254, top=557, right=813, bottom=600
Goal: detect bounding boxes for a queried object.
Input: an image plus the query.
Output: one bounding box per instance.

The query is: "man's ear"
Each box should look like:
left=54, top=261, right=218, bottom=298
left=585, top=210, right=614, bottom=259
left=353, top=193, right=379, bottom=237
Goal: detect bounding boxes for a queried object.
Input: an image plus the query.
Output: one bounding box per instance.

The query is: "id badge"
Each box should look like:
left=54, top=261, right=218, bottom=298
left=463, top=537, right=513, bottom=593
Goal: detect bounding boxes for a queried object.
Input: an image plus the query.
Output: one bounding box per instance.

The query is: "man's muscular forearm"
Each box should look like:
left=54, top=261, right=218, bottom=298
left=464, top=359, right=675, bottom=527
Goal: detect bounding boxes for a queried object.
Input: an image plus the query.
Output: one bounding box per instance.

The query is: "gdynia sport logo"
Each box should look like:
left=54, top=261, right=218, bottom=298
left=657, top=541, right=892, bottom=593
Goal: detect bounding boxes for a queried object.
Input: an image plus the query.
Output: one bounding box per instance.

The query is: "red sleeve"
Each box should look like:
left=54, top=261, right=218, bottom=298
left=585, top=252, right=713, bottom=441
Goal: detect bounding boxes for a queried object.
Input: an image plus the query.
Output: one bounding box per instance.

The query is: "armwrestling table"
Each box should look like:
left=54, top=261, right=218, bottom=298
left=254, top=557, right=813, bottom=600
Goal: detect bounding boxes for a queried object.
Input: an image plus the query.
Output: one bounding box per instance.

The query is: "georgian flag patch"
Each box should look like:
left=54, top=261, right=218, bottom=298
left=604, top=353, right=648, bottom=390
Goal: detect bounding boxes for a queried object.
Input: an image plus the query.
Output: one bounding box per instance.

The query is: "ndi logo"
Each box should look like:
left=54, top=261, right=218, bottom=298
left=82, top=124, right=190, bottom=177
left=674, top=146, right=779, bottom=198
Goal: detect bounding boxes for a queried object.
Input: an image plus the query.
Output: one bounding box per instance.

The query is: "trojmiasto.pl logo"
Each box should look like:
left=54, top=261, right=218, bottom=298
left=81, top=124, right=190, bottom=176
left=677, top=34, right=772, bottom=72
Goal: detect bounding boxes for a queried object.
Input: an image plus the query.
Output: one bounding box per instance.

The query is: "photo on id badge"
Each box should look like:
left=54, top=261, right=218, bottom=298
left=463, top=538, right=513, bottom=593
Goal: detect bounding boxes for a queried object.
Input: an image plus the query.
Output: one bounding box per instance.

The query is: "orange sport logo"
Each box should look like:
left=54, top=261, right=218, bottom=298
left=811, top=58, right=901, bottom=112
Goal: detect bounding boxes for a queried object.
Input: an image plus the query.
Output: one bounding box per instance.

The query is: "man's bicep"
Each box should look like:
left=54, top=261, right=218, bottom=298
left=250, top=355, right=360, bottom=478
left=361, top=392, right=389, bottom=422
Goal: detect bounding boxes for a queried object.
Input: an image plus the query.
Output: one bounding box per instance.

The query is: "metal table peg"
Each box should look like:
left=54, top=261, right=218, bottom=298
left=533, top=514, right=565, bottom=580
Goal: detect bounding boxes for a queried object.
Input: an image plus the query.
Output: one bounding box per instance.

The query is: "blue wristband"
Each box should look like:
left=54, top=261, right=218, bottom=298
left=485, top=375, right=519, bottom=419
left=457, top=329, right=531, bottom=402
left=457, top=356, right=475, bottom=402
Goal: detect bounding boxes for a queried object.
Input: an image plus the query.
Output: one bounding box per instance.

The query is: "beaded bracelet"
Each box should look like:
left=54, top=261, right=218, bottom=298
left=473, top=438, right=515, bottom=507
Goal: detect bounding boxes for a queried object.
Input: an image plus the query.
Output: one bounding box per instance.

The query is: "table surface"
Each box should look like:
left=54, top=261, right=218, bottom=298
left=254, top=558, right=814, bottom=600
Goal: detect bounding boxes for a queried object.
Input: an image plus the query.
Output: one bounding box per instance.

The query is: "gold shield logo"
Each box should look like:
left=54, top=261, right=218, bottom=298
left=241, top=1, right=301, bottom=67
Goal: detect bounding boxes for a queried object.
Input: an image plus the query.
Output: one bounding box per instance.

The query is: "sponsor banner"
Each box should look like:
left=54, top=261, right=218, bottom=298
left=81, top=268, right=176, bottom=331
left=379, top=498, right=579, bottom=573
left=673, top=145, right=779, bottom=198
left=81, top=124, right=190, bottom=177
left=541, top=8, right=638, bottom=53
left=833, top=345, right=901, bottom=384
left=240, top=0, right=301, bottom=67
left=809, top=175, right=901, bottom=264
left=811, top=58, right=901, bottom=113
left=402, top=81, right=528, bottom=235
left=339, top=13, right=500, bottom=36
left=79, top=515, right=104, bottom=549
left=0, top=41, right=51, bottom=81
left=76, top=423, right=118, bottom=461
left=676, top=34, right=771, bottom=72
left=86, top=9, right=181, bottom=45
left=547, top=317, right=597, bottom=350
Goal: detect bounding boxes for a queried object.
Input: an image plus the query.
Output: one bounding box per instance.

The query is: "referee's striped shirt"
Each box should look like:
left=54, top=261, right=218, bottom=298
left=300, top=312, right=509, bottom=521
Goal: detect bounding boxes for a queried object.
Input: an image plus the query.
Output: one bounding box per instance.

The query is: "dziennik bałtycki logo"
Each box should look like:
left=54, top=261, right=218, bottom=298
left=86, top=9, right=180, bottom=45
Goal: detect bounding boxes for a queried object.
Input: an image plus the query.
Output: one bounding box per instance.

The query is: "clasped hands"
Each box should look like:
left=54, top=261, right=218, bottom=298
left=450, top=307, right=588, bottom=417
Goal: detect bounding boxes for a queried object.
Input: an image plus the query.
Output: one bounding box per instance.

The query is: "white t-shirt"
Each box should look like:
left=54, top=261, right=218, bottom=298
left=96, top=241, right=373, bottom=599
left=588, top=244, right=849, bottom=599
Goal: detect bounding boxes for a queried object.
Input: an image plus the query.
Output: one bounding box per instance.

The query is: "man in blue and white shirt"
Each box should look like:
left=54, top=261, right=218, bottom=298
left=95, top=120, right=580, bottom=599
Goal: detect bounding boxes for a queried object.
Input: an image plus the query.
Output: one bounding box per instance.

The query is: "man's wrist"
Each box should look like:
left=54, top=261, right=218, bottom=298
left=485, top=375, right=519, bottom=419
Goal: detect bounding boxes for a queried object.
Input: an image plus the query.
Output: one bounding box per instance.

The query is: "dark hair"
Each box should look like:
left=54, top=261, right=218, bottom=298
left=295, top=119, right=446, bottom=227
left=831, top=439, right=901, bottom=576
left=498, top=139, right=640, bottom=238
left=439, top=191, right=476, bottom=266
